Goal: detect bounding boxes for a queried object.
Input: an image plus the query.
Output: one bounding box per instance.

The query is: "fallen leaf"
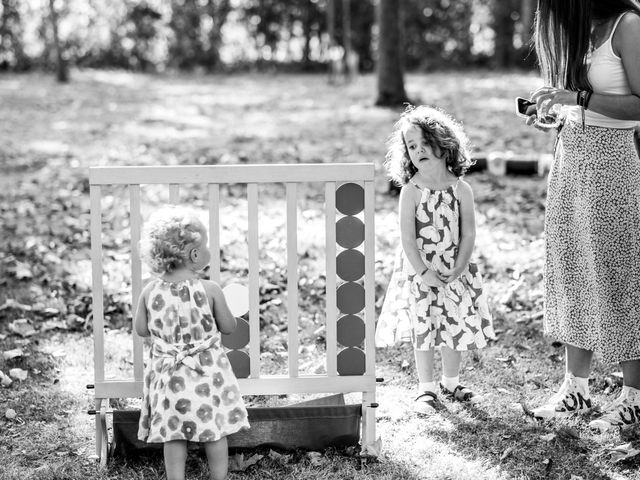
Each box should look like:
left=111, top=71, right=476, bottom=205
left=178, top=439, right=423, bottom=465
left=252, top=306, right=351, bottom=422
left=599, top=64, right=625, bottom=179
left=520, top=401, right=535, bottom=418
left=41, top=307, right=60, bottom=317
left=361, top=436, right=382, bottom=457
left=268, top=449, right=290, bottom=464
left=557, top=426, right=580, bottom=440
left=41, top=319, right=68, bottom=332
left=0, top=371, right=13, bottom=387
left=609, top=443, right=640, bottom=463
left=306, top=451, right=324, bottom=466
left=500, top=446, right=514, bottom=461
left=0, top=299, right=32, bottom=312
left=2, top=348, right=23, bottom=360
left=9, top=368, right=28, bottom=381
left=228, top=453, right=263, bottom=472
left=9, top=319, right=36, bottom=337
left=12, top=262, right=33, bottom=280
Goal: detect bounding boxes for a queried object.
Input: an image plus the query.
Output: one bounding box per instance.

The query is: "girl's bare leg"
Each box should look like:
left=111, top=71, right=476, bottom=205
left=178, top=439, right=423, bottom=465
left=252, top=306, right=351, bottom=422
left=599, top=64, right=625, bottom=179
left=440, top=346, right=462, bottom=378
left=414, top=349, right=435, bottom=384
left=164, top=440, right=188, bottom=480
left=204, top=437, right=229, bottom=480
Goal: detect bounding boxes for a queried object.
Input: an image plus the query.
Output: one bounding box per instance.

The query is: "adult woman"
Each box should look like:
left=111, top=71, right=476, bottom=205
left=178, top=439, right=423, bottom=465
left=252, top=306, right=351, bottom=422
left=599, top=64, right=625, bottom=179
left=525, top=0, right=640, bottom=430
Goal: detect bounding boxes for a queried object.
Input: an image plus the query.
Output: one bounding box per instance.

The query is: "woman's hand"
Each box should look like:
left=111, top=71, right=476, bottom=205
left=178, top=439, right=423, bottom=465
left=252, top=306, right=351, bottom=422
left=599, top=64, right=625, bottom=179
left=525, top=87, right=577, bottom=128
left=420, top=269, right=446, bottom=288
left=530, top=86, right=575, bottom=118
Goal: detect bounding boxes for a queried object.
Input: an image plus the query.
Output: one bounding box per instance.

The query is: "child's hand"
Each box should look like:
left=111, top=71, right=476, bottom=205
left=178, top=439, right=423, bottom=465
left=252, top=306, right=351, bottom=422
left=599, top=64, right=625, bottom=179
left=420, top=269, right=446, bottom=288
left=438, top=267, right=462, bottom=283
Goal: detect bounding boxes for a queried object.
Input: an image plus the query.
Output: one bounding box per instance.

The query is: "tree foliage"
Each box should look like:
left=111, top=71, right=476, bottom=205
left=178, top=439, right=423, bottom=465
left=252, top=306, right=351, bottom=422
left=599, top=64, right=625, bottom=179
left=0, top=0, right=536, bottom=73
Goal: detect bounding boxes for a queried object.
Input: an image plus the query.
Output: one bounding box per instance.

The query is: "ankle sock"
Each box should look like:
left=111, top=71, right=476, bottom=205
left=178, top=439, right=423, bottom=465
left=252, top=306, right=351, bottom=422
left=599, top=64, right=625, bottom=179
left=441, top=375, right=459, bottom=392
left=419, top=381, right=436, bottom=394
left=569, top=373, right=589, bottom=392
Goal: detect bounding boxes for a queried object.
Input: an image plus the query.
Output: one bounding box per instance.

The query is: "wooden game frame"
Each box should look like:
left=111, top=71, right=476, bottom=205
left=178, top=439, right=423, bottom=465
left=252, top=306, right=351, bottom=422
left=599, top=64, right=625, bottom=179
left=88, top=164, right=377, bottom=465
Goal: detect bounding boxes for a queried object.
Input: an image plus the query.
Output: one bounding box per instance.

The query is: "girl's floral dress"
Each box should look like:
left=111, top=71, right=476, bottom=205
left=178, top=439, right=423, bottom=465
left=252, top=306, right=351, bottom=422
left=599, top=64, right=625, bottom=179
left=138, top=278, right=249, bottom=443
left=376, top=181, right=495, bottom=351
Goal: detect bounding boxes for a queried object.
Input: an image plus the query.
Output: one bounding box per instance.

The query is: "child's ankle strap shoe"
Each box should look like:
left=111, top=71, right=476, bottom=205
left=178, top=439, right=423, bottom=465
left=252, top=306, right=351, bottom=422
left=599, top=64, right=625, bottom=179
left=440, top=383, right=481, bottom=403
left=414, top=391, right=438, bottom=415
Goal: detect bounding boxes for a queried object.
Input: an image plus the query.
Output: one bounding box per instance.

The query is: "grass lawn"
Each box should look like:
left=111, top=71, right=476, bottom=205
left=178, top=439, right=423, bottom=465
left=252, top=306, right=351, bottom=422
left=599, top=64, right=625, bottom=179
left=1, top=70, right=639, bottom=480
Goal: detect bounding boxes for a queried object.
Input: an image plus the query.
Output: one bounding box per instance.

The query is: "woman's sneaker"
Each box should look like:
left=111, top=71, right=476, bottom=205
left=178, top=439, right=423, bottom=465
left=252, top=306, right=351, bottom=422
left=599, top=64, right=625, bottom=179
left=589, top=386, right=640, bottom=431
left=532, top=373, right=592, bottom=419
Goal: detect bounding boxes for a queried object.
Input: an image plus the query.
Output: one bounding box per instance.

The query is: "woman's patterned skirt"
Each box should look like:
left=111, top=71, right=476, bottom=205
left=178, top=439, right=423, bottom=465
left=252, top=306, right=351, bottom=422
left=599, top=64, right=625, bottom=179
left=544, top=120, right=640, bottom=364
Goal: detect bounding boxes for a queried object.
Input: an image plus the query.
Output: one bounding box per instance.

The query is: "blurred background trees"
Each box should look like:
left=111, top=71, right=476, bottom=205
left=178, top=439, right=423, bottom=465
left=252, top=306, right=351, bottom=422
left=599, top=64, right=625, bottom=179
left=0, top=0, right=537, bottom=74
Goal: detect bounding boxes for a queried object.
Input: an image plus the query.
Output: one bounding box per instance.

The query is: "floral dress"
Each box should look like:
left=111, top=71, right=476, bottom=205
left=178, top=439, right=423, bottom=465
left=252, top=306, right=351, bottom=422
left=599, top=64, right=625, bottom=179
left=138, top=278, right=250, bottom=443
left=376, top=181, right=495, bottom=351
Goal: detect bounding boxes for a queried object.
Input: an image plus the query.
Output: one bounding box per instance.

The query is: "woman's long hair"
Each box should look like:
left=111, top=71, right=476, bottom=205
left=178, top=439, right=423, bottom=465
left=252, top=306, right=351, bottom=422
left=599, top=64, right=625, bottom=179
left=534, top=0, right=640, bottom=90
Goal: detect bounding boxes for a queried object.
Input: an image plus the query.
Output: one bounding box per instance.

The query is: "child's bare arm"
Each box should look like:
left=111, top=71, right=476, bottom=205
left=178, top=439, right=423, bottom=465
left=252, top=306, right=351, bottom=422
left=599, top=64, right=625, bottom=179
left=134, top=283, right=152, bottom=337
left=399, top=184, right=445, bottom=287
left=441, top=180, right=476, bottom=282
left=203, top=281, right=237, bottom=334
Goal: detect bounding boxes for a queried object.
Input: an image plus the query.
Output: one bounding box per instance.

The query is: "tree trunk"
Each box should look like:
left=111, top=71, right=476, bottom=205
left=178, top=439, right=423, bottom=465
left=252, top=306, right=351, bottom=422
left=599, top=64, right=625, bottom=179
left=375, top=0, right=407, bottom=106
left=48, top=0, right=68, bottom=82
left=519, top=0, right=536, bottom=68
left=342, top=0, right=357, bottom=79
left=0, top=0, right=28, bottom=70
left=302, top=0, right=312, bottom=67
left=492, top=0, right=518, bottom=68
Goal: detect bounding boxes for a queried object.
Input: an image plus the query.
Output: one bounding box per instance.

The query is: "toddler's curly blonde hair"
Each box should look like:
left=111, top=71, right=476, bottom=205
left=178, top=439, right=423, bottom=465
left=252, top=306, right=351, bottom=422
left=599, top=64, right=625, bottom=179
left=140, top=206, right=206, bottom=275
left=385, top=104, right=474, bottom=186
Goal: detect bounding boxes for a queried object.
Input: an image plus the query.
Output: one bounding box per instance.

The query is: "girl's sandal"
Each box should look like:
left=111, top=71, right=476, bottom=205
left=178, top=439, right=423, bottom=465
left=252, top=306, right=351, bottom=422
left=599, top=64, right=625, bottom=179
left=414, top=391, right=438, bottom=415
left=440, top=384, right=481, bottom=403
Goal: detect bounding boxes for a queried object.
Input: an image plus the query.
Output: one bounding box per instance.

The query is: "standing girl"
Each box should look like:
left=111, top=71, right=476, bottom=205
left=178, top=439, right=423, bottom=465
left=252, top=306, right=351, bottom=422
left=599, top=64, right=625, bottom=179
left=135, top=206, right=249, bottom=480
left=376, top=105, right=495, bottom=414
left=522, top=0, right=640, bottom=430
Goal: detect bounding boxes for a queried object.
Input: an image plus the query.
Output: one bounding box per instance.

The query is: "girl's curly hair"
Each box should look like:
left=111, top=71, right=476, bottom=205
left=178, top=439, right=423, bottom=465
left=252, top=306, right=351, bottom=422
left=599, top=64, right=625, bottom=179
left=384, top=104, right=474, bottom=185
left=140, top=206, right=206, bottom=275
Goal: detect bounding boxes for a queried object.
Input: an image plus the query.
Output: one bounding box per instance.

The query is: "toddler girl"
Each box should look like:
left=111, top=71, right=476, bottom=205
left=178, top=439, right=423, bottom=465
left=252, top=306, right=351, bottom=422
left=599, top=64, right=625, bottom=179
left=376, top=105, right=495, bottom=415
left=135, top=206, right=249, bottom=480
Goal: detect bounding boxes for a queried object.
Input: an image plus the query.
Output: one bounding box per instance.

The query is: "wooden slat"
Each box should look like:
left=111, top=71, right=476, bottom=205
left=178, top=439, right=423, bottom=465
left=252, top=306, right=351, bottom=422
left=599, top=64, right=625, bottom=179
left=90, top=164, right=375, bottom=185
left=247, top=184, right=260, bottom=378
left=362, top=391, right=377, bottom=445
left=129, top=185, right=143, bottom=381
left=93, top=375, right=376, bottom=398
left=364, top=180, right=376, bottom=376
left=208, top=184, right=221, bottom=283
left=325, top=182, right=337, bottom=376
left=286, top=183, right=298, bottom=377
left=169, top=184, right=179, bottom=204
left=90, top=185, right=105, bottom=384
left=362, top=177, right=377, bottom=445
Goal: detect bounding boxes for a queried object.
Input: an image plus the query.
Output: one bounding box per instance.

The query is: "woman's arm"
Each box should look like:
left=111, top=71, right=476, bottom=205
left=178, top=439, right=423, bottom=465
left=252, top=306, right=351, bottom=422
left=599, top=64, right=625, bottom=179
left=440, top=180, right=476, bottom=282
left=534, top=13, right=640, bottom=121
left=399, top=183, right=445, bottom=287
left=203, top=280, right=237, bottom=334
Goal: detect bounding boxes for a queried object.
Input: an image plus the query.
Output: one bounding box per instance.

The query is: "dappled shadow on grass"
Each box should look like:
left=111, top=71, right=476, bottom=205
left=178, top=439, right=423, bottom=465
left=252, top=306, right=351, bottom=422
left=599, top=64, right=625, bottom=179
left=105, top=445, right=425, bottom=480
left=425, top=401, right=612, bottom=480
